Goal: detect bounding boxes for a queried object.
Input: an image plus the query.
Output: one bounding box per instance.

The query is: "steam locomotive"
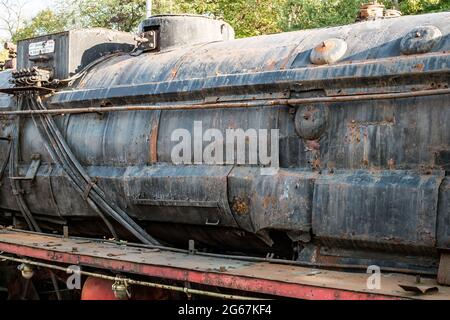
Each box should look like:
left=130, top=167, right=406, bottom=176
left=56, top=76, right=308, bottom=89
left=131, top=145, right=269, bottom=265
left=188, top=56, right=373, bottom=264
left=0, top=12, right=449, bottom=276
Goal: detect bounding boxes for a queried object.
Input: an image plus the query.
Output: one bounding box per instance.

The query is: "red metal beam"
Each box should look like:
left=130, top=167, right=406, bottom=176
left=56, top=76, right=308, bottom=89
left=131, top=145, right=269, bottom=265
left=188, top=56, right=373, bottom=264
left=0, top=241, right=400, bottom=300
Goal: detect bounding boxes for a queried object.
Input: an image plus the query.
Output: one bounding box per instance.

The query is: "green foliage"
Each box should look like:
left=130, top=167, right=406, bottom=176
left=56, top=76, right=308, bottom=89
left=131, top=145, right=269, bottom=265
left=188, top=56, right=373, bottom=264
left=169, top=0, right=286, bottom=37
left=281, top=0, right=450, bottom=31
left=281, top=0, right=390, bottom=31
left=398, top=0, right=450, bottom=14
left=75, top=0, right=146, bottom=32
left=8, top=0, right=450, bottom=43
left=0, top=49, right=8, bottom=65
left=12, top=9, right=70, bottom=42
left=72, top=0, right=286, bottom=37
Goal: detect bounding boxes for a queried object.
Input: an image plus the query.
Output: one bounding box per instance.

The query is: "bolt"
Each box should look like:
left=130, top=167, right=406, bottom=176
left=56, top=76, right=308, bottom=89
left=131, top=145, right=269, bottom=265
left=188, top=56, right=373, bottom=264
left=112, top=278, right=130, bottom=300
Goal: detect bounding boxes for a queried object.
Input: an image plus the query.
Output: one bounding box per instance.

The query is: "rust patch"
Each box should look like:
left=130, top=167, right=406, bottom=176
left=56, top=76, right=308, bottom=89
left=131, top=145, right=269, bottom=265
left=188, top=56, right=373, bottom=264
left=413, top=63, right=425, bottom=72
left=169, top=67, right=178, bottom=79
left=312, top=157, right=322, bottom=171
left=262, top=196, right=277, bottom=209
left=232, top=197, right=250, bottom=215
left=265, top=59, right=277, bottom=71
left=388, top=158, right=396, bottom=170
left=362, top=127, right=369, bottom=167
left=150, top=111, right=161, bottom=164
left=306, top=140, right=320, bottom=151
left=315, top=41, right=335, bottom=53
left=346, top=121, right=361, bottom=144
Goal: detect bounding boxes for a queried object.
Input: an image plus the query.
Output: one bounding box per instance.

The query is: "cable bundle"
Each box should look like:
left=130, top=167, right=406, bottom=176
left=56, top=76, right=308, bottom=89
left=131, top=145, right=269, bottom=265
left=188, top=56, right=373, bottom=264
left=27, top=94, right=159, bottom=245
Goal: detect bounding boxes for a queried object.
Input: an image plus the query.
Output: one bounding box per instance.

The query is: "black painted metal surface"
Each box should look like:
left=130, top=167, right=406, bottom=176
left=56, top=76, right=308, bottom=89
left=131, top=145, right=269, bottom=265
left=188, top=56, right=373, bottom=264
left=0, top=13, right=449, bottom=272
left=16, top=29, right=136, bottom=80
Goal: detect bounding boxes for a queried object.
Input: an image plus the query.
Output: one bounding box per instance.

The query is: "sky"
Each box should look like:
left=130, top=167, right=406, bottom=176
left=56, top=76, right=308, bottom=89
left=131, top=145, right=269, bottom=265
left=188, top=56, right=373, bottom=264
left=21, top=0, right=56, bottom=19
left=0, top=0, right=55, bottom=40
left=23, top=0, right=54, bottom=16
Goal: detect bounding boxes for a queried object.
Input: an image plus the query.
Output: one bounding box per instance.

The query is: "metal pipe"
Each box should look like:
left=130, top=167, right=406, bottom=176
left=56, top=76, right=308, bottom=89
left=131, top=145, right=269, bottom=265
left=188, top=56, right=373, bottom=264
left=0, top=254, right=263, bottom=300
left=146, top=0, right=152, bottom=18
left=0, top=88, right=449, bottom=116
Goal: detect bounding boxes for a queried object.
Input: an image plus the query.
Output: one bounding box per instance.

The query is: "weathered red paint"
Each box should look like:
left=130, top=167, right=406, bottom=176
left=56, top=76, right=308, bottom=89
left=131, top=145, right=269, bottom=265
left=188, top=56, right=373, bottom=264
left=81, top=277, right=172, bottom=301
left=82, top=277, right=119, bottom=301
left=0, top=241, right=401, bottom=300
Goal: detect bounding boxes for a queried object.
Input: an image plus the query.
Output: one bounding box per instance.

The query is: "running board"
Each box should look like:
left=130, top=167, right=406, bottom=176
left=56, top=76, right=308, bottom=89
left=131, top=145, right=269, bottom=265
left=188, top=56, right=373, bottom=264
left=0, top=227, right=449, bottom=300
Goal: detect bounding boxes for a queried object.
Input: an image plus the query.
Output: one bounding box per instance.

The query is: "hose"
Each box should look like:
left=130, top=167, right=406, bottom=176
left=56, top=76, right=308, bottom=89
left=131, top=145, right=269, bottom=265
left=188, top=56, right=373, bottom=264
left=9, top=96, right=41, bottom=232
left=27, top=95, right=159, bottom=245
left=27, top=97, right=125, bottom=240
left=7, top=96, right=63, bottom=300
left=27, top=100, right=118, bottom=239
left=0, top=140, right=11, bottom=183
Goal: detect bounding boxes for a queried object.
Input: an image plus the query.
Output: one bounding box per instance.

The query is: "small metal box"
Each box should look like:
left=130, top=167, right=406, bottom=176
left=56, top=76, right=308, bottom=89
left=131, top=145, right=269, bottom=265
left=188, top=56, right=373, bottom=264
left=16, top=28, right=136, bottom=80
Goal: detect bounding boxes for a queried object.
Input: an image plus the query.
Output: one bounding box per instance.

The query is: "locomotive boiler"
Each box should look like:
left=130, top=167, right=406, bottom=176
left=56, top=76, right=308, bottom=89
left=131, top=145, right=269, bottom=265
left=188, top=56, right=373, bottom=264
left=0, top=12, right=449, bottom=276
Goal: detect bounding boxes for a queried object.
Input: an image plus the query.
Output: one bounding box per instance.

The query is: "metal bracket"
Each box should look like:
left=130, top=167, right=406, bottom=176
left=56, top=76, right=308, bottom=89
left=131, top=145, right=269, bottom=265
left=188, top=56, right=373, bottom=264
left=142, top=30, right=157, bottom=51
left=11, top=154, right=41, bottom=181
left=63, top=226, right=69, bottom=239
left=188, top=240, right=197, bottom=255
left=83, top=177, right=99, bottom=200
left=266, top=253, right=275, bottom=260
left=131, top=31, right=158, bottom=56
left=438, top=253, right=450, bottom=286
left=399, top=284, right=439, bottom=295
left=205, top=219, right=220, bottom=226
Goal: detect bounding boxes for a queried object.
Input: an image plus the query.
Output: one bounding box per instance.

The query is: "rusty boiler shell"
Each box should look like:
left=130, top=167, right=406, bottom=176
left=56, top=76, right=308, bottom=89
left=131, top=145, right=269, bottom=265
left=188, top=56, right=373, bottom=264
left=310, top=38, right=348, bottom=65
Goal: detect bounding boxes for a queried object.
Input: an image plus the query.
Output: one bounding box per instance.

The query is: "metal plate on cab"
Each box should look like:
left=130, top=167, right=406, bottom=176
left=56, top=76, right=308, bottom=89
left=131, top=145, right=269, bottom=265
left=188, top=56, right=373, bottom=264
left=29, top=40, right=55, bottom=56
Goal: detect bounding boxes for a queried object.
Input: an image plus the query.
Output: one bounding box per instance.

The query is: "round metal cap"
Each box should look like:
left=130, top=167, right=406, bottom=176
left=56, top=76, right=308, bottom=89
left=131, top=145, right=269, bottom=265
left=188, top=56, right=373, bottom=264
left=400, top=25, right=442, bottom=55
left=310, top=38, right=347, bottom=65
